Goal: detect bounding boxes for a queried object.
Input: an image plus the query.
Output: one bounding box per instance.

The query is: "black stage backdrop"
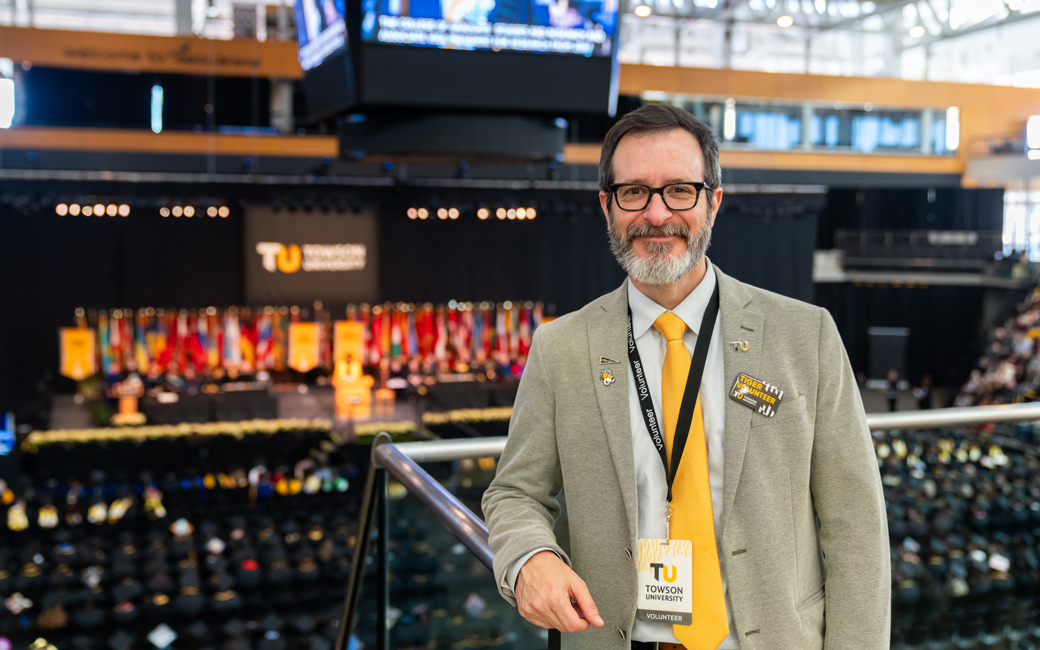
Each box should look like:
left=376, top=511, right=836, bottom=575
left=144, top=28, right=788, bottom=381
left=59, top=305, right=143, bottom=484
left=0, top=204, right=243, bottom=422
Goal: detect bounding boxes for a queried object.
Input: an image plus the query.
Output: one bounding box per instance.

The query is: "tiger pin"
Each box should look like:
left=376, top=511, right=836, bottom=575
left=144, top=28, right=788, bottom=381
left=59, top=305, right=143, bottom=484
left=601, top=370, right=616, bottom=386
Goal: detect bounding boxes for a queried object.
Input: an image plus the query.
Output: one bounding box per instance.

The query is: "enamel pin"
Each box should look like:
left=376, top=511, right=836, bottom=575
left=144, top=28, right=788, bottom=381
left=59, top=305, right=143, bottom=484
left=729, top=372, right=784, bottom=417
left=601, top=370, right=616, bottom=386
left=599, top=356, right=620, bottom=364
left=731, top=341, right=750, bottom=352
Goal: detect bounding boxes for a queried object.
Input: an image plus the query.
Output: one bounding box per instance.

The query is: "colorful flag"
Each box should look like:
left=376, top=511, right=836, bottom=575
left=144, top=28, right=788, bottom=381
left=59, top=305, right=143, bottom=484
left=60, top=328, right=97, bottom=380
left=224, top=312, right=242, bottom=369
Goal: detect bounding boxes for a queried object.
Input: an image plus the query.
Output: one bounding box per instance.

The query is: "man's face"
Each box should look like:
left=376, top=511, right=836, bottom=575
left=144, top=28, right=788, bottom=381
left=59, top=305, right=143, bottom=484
left=599, top=128, right=724, bottom=285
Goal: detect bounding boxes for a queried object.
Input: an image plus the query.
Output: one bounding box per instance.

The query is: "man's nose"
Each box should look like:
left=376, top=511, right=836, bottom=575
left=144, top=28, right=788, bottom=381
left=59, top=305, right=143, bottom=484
left=644, top=192, right=672, bottom=225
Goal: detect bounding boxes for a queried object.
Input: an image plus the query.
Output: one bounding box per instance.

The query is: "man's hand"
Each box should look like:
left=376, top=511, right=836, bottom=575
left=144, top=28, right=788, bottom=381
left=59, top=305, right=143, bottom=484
left=515, top=551, right=604, bottom=633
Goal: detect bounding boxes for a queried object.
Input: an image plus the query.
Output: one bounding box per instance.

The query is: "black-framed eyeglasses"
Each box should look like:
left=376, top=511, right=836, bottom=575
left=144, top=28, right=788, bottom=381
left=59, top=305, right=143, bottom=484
left=608, top=182, right=712, bottom=212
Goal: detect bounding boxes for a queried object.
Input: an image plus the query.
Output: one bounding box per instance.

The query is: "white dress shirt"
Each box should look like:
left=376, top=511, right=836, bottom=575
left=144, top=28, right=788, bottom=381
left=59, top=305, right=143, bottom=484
left=504, top=264, right=738, bottom=649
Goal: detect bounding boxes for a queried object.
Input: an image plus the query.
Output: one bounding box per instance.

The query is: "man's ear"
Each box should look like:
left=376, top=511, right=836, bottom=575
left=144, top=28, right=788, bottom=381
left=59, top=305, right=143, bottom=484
left=599, top=191, right=611, bottom=227
left=709, top=186, right=724, bottom=227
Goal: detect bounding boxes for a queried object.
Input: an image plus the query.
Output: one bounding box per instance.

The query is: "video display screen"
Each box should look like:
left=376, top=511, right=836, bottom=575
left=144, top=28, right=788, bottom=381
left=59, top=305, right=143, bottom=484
left=296, top=0, right=349, bottom=70
left=359, top=0, right=618, bottom=57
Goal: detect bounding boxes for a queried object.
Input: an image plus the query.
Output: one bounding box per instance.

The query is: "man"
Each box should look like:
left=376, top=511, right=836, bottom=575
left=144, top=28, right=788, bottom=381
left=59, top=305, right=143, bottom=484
left=482, top=104, right=889, bottom=650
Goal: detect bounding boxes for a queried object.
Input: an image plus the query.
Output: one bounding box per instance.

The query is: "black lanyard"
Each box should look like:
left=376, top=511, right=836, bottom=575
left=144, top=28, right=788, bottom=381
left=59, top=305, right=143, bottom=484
left=626, top=281, right=720, bottom=504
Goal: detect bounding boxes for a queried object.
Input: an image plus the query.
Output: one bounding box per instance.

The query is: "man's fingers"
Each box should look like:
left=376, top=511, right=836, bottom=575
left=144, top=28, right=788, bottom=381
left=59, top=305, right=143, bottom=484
left=569, top=580, right=604, bottom=627
left=551, top=594, right=590, bottom=633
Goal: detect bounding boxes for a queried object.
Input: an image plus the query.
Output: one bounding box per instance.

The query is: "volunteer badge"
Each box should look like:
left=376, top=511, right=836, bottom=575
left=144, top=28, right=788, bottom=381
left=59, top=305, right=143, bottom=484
left=729, top=372, right=784, bottom=417
left=636, top=539, right=693, bottom=625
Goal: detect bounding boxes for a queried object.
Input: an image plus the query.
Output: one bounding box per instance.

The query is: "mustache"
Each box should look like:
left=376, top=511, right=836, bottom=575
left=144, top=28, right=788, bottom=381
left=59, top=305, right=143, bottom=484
left=624, top=222, right=692, bottom=243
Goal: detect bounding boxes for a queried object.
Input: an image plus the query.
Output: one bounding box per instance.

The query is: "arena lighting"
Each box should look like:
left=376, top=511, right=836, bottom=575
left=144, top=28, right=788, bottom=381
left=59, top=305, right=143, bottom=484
left=184, top=206, right=195, bottom=217
left=218, top=206, right=229, bottom=218
left=634, top=4, right=651, bottom=16
left=160, top=207, right=170, bottom=217
left=946, top=107, right=960, bottom=152
left=777, top=15, right=794, bottom=27
left=106, top=204, right=117, bottom=216
left=437, top=208, right=448, bottom=219
left=527, top=207, right=537, bottom=219
left=448, top=207, right=459, bottom=219
left=150, top=85, right=163, bottom=134
left=496, top=208, right=506, bottom=220
left=407, top=208, right=418, bottom=219
left=507, top=209, right=516, bottom=220
left=69, top=204, right=80, bottom=216
left=55, top=204, right=68, bottom=216
left=207, top=206, right=217, bottom=217
left=477, top=208, right=489, bottom=220
left=172, top=206, right=183, bottom=217
left=516, top=208, right=527, bottom=219
left=118, top=204, right=129, bottom=217
left=909, top=25, right=926, bottom=38
left=82, top=205, right=93, bottom=216
left=724, top=98, right=736, bottom=141
left=417, top=208, right=429, bottom=219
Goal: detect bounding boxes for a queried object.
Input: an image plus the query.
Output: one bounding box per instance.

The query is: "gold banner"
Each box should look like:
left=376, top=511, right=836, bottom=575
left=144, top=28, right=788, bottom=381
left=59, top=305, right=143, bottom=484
left=60, top=328, right=96, bottom=380
left=333, top=321, right=364, bottom=364
left=0, top=26, right=303, bottom=79
left=288, top=322, right=319, bottom=373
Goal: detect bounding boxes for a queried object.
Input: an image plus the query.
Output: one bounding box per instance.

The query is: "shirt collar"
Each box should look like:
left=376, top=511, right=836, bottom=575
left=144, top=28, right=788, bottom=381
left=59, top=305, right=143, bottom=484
left=627, top=262, right=717, bottom=340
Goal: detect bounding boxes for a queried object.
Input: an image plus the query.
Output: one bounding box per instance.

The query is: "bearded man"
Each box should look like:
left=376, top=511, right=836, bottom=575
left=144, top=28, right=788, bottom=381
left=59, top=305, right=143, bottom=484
left=482, top=104, right=889, bottom=650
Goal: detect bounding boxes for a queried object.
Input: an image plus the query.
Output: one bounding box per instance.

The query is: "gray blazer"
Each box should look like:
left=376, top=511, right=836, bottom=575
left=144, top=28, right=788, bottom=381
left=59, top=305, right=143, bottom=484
left=482, top=266, right=890, bottom=650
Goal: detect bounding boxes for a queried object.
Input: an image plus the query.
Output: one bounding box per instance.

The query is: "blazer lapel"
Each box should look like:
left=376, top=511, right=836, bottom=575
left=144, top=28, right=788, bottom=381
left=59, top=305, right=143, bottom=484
left=587, top=282, right=638, bottom=544
left=715, top=265, right=765, bottom=538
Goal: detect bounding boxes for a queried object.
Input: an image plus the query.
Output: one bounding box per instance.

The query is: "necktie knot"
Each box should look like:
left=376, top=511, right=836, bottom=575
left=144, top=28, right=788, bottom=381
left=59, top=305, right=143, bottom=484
left=653, top=312, right=687, bottom=343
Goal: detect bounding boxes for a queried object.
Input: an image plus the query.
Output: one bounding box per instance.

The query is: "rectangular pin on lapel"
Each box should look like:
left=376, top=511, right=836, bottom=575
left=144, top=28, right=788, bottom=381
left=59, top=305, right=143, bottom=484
left=729, top=373, right=784, bottom=417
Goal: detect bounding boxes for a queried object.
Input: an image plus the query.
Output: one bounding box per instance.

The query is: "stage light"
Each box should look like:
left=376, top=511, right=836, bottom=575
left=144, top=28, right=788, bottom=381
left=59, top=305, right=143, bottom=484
left=437, top=208, right=448, bottom=219
left=777, top=15, right=793, bottom=27
left=160, top=207, right=170, bottom=217
left=527, top=207, right=537, bottom=219
left=55, top=204, right=68, bottom=216
left=418, top=208, right=429, bottom=219
left=724, top=98, right=736, bottom=141
left=448, top=208, right=459, bottom=219
left=82, top=205, right=93, bottom=216
left=94, top=204, right=105, bottom=216
left=172, top=206, right=183, bottom=217
left=496, top=208, right=506, bottom=220
left=634, top=4, right=651, bottom=16
left=516, top=208, right=527, bottom=219
left=218, top=206, right=229, bottom=218
left=151, top=85, right=163, bottom=134
left=118, top=204, right=129, bottom=216
left=69, top=204, right=80, bottom=216
left=909, top=25, right=925, bottom=38
left=946, top=107, right=960, bottom=152
left=507, top=209, right=516, bottom=219
left=477, top=208, right=489, bottom=220
left=184, top=206, right=195, bottom=217
left=407, top=208, right=418, bottom=219
left=207, top=206, right=217, bottom=217
left=106, top=204, right=117, bottom=216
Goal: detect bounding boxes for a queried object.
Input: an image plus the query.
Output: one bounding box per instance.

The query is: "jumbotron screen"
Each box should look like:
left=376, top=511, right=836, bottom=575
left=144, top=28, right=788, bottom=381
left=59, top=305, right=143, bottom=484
left=296, top=0, right=349, bottom=70
left=359, top=0, right=618, bottom=57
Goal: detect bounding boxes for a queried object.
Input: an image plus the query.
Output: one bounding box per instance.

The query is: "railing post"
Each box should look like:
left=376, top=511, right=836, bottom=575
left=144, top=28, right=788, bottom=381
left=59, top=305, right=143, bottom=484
left=376, top=468, right=390, bottom=650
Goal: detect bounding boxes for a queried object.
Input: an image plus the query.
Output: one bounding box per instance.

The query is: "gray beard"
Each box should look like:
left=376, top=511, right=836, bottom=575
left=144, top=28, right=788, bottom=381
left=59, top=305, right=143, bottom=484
left=608, top=210, right=712, bottom=286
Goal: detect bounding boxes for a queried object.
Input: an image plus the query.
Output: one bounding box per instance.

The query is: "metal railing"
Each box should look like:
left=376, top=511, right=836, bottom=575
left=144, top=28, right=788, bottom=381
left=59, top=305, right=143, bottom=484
left=334, top=401, right=1040, bottom=650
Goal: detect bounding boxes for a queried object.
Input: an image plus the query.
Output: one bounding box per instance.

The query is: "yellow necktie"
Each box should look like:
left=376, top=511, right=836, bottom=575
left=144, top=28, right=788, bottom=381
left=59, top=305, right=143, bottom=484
left=653, top=312, right=729, bottom=650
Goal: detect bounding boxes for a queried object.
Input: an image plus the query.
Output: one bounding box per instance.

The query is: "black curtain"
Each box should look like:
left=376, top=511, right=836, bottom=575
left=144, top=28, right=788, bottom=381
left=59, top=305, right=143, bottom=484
left=0, top=204, right=243, bottom=421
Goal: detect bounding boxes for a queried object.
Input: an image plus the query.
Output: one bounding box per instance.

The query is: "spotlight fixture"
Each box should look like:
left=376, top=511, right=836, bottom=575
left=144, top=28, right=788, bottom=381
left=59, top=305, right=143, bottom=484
left=160, top=207, right=170, bottom=217
left=527, top=207, right=537, bottom=219
left=477, top=207, right=489, bottom=220
left=634, top=4, right=651, bottom=16
left=55, top=203, right=68, bottom=216
left=418, top=208, right=429, bottom=219
left=516, top=208, right=527, bottom=220
left=94, top=204, right=105, bottom=216
left=437, top=208, right=448, bottom=219
left=207, top=206, right=217, bottom=217
left=496, top=208, right=506, bottom=220
left=184, top=206, right=195, bottom=218
left=118, top=204, right=130, bottom=217
left=909, top=25, right=925, bottom=38
left=777, top=15, right=793, bottom=27
left=407, top=208, right=418, bottom=219
left=218, top=206, right=229, bottom=218
left=82, top=205, right=93, bottom=216
left=172, top=206, right=183, bottom=217
left=106, top=204, right=117, bottom=216
left=69, top=204, right=81, bottom=216
left=507, top=209, right=516, bottom=220
left=448, top=208, right=459, bottom=219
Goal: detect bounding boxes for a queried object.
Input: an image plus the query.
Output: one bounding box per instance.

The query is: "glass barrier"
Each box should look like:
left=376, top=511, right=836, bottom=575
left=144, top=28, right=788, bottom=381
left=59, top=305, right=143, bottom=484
left=352, top=459, right=563, bottom=650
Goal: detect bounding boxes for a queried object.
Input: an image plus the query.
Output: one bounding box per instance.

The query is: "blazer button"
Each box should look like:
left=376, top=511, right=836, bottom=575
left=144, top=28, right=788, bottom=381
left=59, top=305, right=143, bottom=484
left=617, top=629, right=626, bottom=640
left=624, top=548, right=632, bottom=560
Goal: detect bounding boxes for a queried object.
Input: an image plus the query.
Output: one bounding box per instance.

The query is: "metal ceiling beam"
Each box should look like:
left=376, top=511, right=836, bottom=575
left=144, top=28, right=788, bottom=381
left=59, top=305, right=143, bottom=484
left=811, top=0, right=919, bottom=33
left=910, top=7, right=1040, bottom=46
